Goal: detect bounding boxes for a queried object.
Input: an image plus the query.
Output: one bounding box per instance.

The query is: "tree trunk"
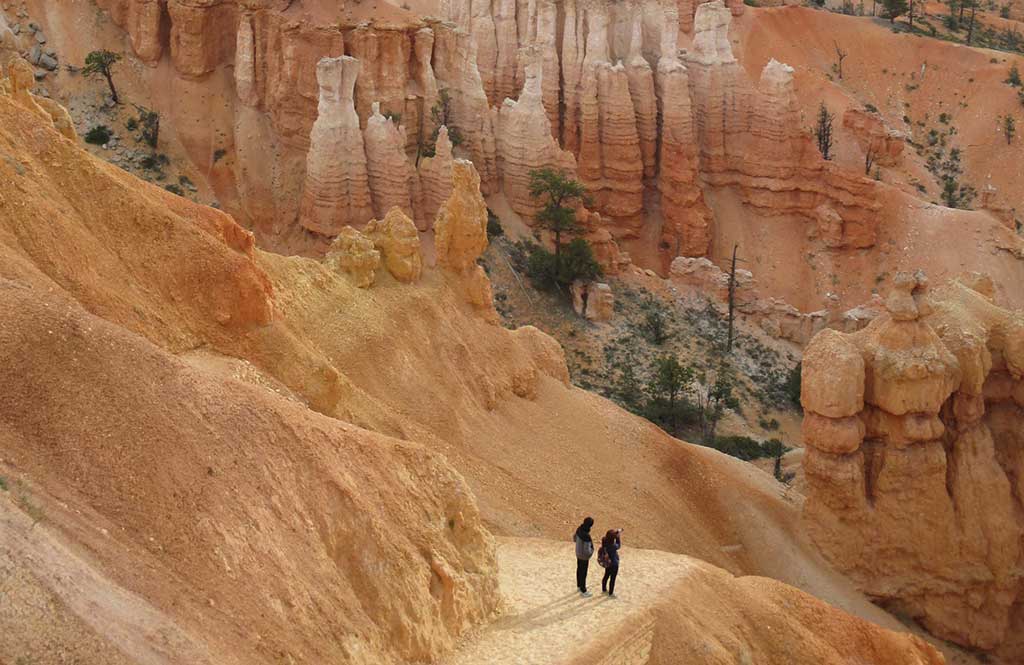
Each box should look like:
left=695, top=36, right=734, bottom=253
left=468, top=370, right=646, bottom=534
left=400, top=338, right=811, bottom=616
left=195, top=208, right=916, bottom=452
left=726, top=244, right=738, bottom=352
left=554, top=228, right=562, bottom=276
left=774, top=455, right=782, bottom=480
left=909, top=0, right=914, bottom=28
left=967, top=3, right=976, bottom=43
left=104, top=70, right=118, bottom=104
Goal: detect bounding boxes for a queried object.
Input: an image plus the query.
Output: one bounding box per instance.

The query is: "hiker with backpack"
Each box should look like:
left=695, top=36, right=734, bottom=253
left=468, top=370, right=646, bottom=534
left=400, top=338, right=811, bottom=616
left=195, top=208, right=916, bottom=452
left=573, top=517, right=595, bottom=596
left=598, top=528, right=622, bottom=597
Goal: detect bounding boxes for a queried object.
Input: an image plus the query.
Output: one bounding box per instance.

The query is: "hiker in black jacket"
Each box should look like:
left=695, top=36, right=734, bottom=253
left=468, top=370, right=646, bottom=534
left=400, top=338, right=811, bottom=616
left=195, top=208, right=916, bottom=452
left=573, top=517, right=595, bottom=596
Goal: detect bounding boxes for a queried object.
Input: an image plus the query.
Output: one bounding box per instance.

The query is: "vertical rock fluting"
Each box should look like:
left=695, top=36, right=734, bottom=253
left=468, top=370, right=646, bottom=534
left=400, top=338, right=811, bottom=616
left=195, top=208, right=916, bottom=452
left=411, top=27, right=440, bottom=155
left=94, top=0, right=884, bottom=256
left=624, top=15, right=657, bottom=180
left=234, top=12, right=258, bottom=107
left=95, top=0, right=166, bottom=63
left=655, top=4, right=711, bottom=259
left=574, top=4, right=644, bottom=234
left=685, top=1, right=879, bottom=247
left=534, top=0, right=561, bottom=137
left=801, top=272, right=1024, bottom=661
left=560, top=0, right=583, bottom=155
left=365, top=102, right=416, bottom=220
left=166, top=0, right=238, bottom=78
left=416, top=126, right=455, bottom=231
left=492, top=0, right=520, bottom=103
left=431, top=22, right=499, bottom=194
left=347, top=26, right=413, bottom=125
left=298, top=56, right=374, bottom=236
left=467, top=0, right=499, bottom=102
left=495, top=51, right=577, bottom=219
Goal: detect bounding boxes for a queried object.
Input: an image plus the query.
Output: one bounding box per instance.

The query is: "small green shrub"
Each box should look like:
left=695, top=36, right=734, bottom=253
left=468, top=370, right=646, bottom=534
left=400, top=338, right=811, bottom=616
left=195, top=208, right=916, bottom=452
left=139, top=153, right=169, bottom=171
left=785, top=362, right=802, bottom=407
left=164, top=184, right=184, bottom=196
left=642, top=308, right=669, bottom=345
left=526, top=239, right=602, bottom=290
left=1007, top=64, right=1022, bottom=87
left=125, top=117, right=138, bottom=131
left=486, top=209, right=504, bottom=237
left=213, top=148, right=227, bottom=163
left=84, top=125, right=112, bottom=145
left=712, top=435, right=766, bottom=461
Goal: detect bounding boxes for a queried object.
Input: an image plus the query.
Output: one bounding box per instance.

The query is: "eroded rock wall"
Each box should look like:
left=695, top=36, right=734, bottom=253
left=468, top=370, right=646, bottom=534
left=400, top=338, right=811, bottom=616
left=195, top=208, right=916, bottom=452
left=801, top=271, right=1024, bottom=661
left=94, top=0, right=879, bottom=262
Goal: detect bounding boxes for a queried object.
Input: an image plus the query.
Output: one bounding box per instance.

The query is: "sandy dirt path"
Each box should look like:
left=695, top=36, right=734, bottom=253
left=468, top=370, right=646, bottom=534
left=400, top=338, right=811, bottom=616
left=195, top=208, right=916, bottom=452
left=443, top=537, right=696, bottom=665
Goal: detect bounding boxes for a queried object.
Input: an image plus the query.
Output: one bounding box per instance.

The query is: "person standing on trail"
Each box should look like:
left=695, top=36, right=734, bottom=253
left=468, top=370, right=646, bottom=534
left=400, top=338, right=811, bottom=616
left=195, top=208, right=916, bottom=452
left=599, top=529, right=622, bottom=597
left=573, top=517, right=595, bottom=597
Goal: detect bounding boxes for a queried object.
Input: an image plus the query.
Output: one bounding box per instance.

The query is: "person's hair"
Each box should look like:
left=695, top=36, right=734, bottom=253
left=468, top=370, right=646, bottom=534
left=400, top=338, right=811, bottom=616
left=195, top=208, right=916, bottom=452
left=582, top=516, right=594, bottom=528
left=602, top=530, right=618, bottom=547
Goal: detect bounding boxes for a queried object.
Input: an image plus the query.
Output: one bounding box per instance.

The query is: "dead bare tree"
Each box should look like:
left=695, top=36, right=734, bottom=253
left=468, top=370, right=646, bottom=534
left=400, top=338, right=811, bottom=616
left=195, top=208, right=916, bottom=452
left=727, top=244, right=739, bottom=352
left=834, top=41, right=849, bottom=80
left=865, top=143, right=877, bottom=175
left=966, top=0, right=978, bottom=44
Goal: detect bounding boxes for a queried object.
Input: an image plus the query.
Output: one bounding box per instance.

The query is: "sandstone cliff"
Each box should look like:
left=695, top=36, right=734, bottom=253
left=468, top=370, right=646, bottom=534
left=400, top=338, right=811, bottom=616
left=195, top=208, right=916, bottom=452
left=801, top=271, right=1024, bottom=662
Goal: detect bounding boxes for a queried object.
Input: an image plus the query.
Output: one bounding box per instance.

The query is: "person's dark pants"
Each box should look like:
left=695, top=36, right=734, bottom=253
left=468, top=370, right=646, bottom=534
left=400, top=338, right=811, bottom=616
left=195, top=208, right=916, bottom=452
left=602, top=565, right=619, bottom=595
left=576, top=559, right=589, bottom=592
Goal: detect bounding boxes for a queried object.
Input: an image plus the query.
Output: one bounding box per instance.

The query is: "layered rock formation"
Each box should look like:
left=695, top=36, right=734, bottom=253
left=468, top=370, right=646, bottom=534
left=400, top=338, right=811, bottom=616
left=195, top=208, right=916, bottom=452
left=801, top=271, right=1024, bottom=661
left=298, top=56, right=373, bottom=236
left=685, top=6, right=881, bottom=248
left=655, top=3, right=712, bottom=258
left=416, top=125, right=455, bottom=231
left=842, top=108, right=905, bottom=168
left=573, top=3, right=645, bottom=233
left=494, top=50, right=576, bottom=219
left=435, top=160, right=495, bottom=316
left=89, top=0, right=884, bottom=267
left=364, top=102, right=416, bottom=220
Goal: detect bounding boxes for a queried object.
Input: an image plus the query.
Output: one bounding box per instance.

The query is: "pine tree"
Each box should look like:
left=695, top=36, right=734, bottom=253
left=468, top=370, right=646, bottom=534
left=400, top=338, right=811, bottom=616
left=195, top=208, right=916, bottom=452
left=82, top=50, right=122, bottom=103
left=815, top=103, right=835, bottom=161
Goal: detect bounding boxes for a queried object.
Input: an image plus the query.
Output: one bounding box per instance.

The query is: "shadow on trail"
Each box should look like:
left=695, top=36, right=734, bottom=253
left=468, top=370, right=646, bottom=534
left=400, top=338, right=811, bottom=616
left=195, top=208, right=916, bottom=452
left=490, top=591, right=619, bottom=632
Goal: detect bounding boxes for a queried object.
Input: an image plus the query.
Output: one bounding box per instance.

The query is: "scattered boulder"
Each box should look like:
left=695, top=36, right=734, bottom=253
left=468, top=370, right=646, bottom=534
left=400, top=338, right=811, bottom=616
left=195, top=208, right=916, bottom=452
left=571, top=281, right=614, bottom=322
left=364, top=207, right=423, bottom=283
left=325, top=226, right=381, bottom=288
